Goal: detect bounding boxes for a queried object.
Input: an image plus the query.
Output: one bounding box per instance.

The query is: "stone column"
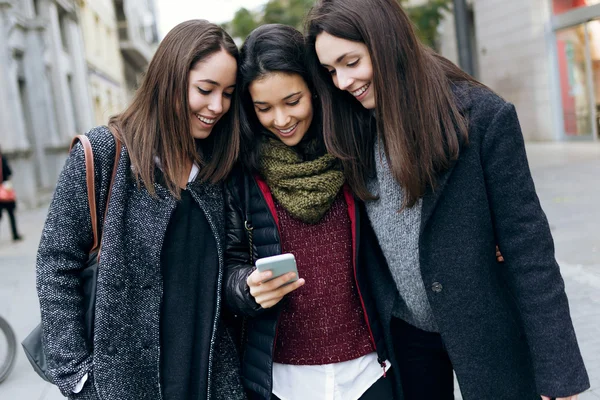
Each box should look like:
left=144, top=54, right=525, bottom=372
left=65, top=17, right=94, bottom=133
left=0, top=1, right=29, bottom=152
left=46, top=1, right=76, bottom=142
left=23, top=20, right=55, bottom=188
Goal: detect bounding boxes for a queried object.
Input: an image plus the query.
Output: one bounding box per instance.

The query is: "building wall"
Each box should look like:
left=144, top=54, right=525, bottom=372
left=0, top=0, right=93, bottom=208
left=437, top=0, right=557, bottom=141
left=79, top=0, right=127, bottom=125
left=115, top=0, right=159, bottom=97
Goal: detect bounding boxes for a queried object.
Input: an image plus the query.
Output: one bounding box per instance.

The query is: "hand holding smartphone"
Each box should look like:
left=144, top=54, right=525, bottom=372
left=248, top=253, right=304, bottom=309
left=255, top=253, right=299, bottom=285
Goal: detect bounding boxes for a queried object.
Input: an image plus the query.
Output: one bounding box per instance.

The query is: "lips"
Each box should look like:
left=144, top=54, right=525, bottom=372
left=276, top=123, right=298, bottom=136
left=350, top=83, right=370, bottom=98
left=195, top=114, right=217, bottom=125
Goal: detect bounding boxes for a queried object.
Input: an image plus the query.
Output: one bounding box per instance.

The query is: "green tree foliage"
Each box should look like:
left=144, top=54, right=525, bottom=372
left=400, top=0, right=452, bottom=49
left=227, top=7, right=260, bottom=40
left=226, top=0, right=451, bottom=50
left=263, top=0, right=315, bottom=28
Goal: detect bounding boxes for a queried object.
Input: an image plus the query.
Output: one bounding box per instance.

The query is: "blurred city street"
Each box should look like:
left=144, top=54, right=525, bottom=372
left=0, top=142, right=599, bottom=399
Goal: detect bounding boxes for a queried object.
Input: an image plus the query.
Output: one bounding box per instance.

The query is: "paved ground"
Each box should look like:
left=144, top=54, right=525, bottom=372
left=0, top=142, right=598, bottom=399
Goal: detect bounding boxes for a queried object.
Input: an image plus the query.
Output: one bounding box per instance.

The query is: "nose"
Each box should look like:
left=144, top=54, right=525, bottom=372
left=207, top=94, right=223, bottom=114
left=336, top=70, right=354, bottom=91
left=273, top=108, right=291, bottom=128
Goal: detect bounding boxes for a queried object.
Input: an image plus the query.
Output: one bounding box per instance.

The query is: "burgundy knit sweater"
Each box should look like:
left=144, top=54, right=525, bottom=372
left=272, top=192, right=374, bottom=365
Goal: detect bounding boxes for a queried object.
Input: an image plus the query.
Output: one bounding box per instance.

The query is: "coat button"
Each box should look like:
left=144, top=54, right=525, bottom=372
left=142, top=340, right=152, bottom=350
left=115, top=280, right=124, bottom=290
left=432, top=282, right=443, bottom=293
left=107, top=345, right=116, bottom=355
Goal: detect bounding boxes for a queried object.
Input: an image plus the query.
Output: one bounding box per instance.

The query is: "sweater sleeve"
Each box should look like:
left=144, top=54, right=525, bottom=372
left=480, top=102, right=589, bottom=397
left=36, top=127, right=117, bottom=395
left=36, top=141, right=95, bottom=395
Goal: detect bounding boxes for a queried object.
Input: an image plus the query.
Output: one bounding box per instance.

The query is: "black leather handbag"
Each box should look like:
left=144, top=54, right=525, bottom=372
left=21, top=132, right=121, bottom=382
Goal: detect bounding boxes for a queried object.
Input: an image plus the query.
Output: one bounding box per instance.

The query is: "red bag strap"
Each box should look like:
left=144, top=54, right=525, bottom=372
left=70, top=129, right=122, bottom=253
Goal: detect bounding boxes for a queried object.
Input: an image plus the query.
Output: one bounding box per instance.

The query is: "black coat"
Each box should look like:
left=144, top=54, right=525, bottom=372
left=224, top=170, right=390, bottom=400
left=365, top=84, right=589, bottom=399
left=1, top=154, right=11, bottom=182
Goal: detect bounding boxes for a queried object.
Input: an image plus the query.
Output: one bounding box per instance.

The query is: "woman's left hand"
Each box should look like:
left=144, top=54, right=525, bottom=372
left=541, top=395, right=579, bottom=400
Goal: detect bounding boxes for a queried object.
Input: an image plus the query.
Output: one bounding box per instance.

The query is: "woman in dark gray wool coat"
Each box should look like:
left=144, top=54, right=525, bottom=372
left=305, top=0, right=590, bottom=399
left=36, top=20, right=245, bottom=400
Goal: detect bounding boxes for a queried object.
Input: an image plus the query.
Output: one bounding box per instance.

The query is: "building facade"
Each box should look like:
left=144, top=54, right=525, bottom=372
left=114, top=0, right=159, bottom=97
left=0, top=0, right=158, bottom=208
left=79, top=0, right=127, bottom=126
left=436, top=0, right=600, bottom=142
left=0, top=0, right=93, bottom=208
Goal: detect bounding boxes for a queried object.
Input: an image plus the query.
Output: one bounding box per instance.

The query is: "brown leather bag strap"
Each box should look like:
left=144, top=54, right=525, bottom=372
left=70, top=130, right=122, bottom=254
left=70, top=135, right=99, bottom=251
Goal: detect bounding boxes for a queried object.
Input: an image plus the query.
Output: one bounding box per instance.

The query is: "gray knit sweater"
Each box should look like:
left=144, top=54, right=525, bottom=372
left=365, top=140, right=438, bottom=332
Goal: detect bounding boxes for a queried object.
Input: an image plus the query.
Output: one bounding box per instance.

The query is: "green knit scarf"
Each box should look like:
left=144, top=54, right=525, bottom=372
left=259, top=138, right=345, bottom=224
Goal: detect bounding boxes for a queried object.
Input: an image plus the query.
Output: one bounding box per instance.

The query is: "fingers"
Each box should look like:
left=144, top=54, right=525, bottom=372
left=255, top=278, right=305, bottom=308
left=246, top=270, right=305, bottom=308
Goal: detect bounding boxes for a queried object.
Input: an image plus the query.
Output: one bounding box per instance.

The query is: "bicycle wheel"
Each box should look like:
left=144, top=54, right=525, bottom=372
left=0, top=315, right=17, bottom=383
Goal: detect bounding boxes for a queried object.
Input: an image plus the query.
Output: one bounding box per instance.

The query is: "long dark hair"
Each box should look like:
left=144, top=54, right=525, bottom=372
left=238, top=24, right=323, bottom=171
left=109, top=20, right=240, bottom=197
left=305, top=0, right=478, bottom=206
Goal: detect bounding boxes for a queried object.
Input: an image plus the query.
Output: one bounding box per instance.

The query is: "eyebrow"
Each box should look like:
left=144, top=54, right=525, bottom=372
left=253, top=91, right=302, bottom=105
left=196, top=79, right=236, bottom=89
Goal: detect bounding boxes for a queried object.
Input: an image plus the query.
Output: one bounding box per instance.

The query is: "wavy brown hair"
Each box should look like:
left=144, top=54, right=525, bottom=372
left=305, top=0, right=479, bottom=206
left=109, top=20, right=240, bottom=198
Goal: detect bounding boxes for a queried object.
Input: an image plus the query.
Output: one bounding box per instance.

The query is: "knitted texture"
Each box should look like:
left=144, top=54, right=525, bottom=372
left=37, top=126, right=245, bottom=400
left=259, top=139, right=344, bottom=224
left=273, top=193, right=374, bottom=365
left=365, top=140, right=438, bottom=332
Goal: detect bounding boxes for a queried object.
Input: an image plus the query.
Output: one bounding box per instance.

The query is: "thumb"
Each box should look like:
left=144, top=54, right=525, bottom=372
left=540, top=397, right=551, bottom=400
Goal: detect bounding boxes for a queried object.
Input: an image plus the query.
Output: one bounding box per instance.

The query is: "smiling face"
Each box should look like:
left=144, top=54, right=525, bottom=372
left=248, top=72, right=314, bottom=147
left=314, top=31, right=375, bottom=110
left=188, top=48, right=237, bottom=140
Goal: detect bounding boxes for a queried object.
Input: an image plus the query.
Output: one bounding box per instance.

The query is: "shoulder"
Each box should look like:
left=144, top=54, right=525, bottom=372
left=453, top=82, right=507, bottom=118
left=69, top=125, right=119, bottom=169
left=452, top=82, right=517, bottom=143
left=85, top=125, right=118, bottom=158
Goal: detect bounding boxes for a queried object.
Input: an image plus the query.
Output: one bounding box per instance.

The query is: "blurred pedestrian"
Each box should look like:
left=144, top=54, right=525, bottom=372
left=305, top=0, right=590, bottom=399
left=0, top=147, right=22, bottom=242
left=35, top=20, right=245, bottom=400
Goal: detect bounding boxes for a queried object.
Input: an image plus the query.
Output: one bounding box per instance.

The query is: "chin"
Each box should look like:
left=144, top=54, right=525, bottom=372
left=192, top=130, right=212, bottom=140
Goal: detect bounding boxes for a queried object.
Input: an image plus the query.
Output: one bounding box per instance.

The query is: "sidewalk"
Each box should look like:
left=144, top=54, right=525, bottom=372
left=0, top=142, right=598, bottom=399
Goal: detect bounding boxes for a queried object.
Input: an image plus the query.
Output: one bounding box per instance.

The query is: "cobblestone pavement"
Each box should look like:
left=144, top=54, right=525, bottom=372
left=0, top=142, right=598, bottom=399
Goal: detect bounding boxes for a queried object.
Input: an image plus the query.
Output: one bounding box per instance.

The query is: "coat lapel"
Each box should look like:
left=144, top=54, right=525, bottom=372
left=420, top=82, right=473, bottom=235
left=420, top=161, right=456, bottom=235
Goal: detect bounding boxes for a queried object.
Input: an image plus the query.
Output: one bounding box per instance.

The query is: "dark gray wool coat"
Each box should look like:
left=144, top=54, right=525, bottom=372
left=363, top=83, right=590, bottom=400
left=36, top=126, right=246, bottom=400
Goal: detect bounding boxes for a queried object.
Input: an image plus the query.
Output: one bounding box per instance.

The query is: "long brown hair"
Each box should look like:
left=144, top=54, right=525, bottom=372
left=109, top=20, right=240, bottom=197
left=305, top=0, right=478, bottom=206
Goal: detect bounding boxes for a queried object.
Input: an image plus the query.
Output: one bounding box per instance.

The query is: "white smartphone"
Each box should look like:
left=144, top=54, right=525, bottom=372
left=255, top=253, right=299, bottom=284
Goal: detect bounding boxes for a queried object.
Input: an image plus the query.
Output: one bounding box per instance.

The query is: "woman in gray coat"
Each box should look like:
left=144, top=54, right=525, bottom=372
left=36, top=20, right=245, bottom=400
left=305, top=0, right=589, bottom=399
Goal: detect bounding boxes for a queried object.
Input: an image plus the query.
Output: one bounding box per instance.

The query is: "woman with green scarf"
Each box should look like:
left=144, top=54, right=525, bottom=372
left=223, top=24, right=395, bottom=400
